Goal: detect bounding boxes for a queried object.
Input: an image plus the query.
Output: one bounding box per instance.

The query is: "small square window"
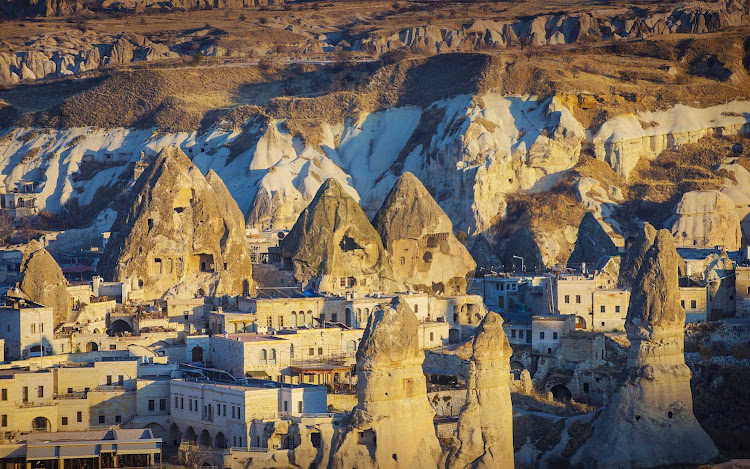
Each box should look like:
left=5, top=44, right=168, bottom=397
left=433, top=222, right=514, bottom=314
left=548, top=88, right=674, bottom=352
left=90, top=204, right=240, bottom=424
left=62, top=417, right=68, bottom=425
left=77, top=412, right=82, bottom=423
left=115, top=415, right=121, bottom=423
left=615, top=306, right=620, bottom=313
left=553, top=332, right=558, bottom=340
left=600, top=305, right=606, bottom=313
left=98, top=416, right=105, bottom=424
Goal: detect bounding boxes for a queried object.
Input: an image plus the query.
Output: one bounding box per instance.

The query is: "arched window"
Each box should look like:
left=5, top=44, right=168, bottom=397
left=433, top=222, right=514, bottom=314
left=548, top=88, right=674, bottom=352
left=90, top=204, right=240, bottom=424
left=290, top=344, right=295, bottom=359
left=260, top=349, right=267, bottom=365
left=306, top=311, right=313, bottom=325
left=270, top=349, right=277, bottom=365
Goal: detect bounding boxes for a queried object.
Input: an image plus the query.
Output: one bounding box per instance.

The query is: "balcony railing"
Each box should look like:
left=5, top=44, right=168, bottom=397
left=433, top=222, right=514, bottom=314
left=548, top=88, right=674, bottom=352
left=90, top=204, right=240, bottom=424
left=96, top=384, right=126, bottom=392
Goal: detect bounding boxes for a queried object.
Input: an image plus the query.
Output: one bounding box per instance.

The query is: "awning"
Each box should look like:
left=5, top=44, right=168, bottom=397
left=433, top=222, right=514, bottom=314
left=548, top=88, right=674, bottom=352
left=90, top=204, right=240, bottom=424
left=117, top=442, right=160, bottom=455
left=26, top=446, right=59, bottom=460
left=59, top=445, right=99, bottom=459
left=246, top=370, right=270, bottom=378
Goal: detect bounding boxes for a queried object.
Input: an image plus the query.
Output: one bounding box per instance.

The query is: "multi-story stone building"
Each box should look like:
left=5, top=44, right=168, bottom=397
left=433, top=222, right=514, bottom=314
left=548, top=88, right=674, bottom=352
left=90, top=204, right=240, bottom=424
left=0, top=296, right=54, bottom=360
left=591, top=289, right=630, bottom=331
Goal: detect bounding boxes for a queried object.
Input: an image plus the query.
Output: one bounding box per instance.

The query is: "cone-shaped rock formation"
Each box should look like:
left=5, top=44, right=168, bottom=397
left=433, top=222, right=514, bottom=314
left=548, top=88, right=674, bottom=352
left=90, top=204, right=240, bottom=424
left=100, top=146, right=253, bottom=300
left=618, top=222, right=657, bottom=289
left=445, top=312, right=514, bottom=469
left=574, top=230, right=718, bottom=468
left=502, top=227, right=545, bottom=273
left=372, top=172, right=476, bottom=295
left=281, top=178, right=397, bottom=294
left=567, top=212, right=618, bottom=269
left=18, top=240, right=72, bottom=325
left=330, top=296, right=442, bottom=469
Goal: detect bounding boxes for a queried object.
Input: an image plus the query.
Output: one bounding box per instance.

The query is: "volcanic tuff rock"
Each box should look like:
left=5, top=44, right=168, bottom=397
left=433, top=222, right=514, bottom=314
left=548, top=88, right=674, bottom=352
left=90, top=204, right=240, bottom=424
left=280, top=178, right=397, bottom=294
left=100, top=146, right=253, bottom=300
left=17, top=240, right=72, bottom=325
left=669, top=190, right=742, bottom=250
left=329, top=297, right=442, bottom=469
left=372, top=172, right=476, bottom=295
left=567, top=212, right=618, bottom=269
left=0, top=31, right=177, bottom=86
left=573, top=230, right=718, bottom=468
left=444, top=312, right=514, bottom=469
left=618, top=222, right=657, bottom=290
left=501, top=227, right=545, bottom=273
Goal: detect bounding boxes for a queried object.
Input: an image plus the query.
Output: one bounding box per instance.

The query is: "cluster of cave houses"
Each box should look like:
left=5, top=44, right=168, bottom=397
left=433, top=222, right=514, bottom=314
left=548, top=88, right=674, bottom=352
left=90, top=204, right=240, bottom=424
left=0, top=146, right=731, bottom=468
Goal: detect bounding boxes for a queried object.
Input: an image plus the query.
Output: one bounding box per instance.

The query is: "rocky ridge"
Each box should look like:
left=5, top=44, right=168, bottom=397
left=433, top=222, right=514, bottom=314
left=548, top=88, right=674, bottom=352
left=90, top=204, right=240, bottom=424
left=0, top=31, right=178, bottom=85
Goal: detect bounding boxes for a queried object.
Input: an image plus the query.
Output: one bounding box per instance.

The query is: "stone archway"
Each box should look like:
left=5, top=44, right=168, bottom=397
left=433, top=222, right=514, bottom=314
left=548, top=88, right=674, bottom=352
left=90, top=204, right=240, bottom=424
left=86, top=341, right=99, bottom=352
left=146, top=423, right=166, bottom=442
left=184, top=426, right=197, bottom=444
left=215, top=432, right=227, bottom=449
left=168, top=423, right=182, bottom=447
left=32, top=416, right=50, bottom=432
left=198, top=429, right=212, bottom=448
left=110, top=319, right=133, bottom=335
left=550, top=384, right=572, bottom=401
left=191, top=346, right=204, bottom=363
left=448, top=328, right=460, bottom=344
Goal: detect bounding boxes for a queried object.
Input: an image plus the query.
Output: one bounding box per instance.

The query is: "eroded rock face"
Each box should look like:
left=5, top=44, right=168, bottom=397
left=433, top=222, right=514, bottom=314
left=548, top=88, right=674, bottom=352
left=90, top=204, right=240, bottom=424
left=100, top=146, right=253, bottom=300
left=567, top=212, right=618, bottom=269
left=18, top=240, right=72, bottom=325
left=618, top=221, right=657, bottom=289
left=574, top=230, right=718, bottom=468
left=444, top=312, right=514, bottom=469
left=372, top=172, right=476, bottom=295
left=280, top=178, right=397, bottom=294
left=669, top=190, right=742, bottom=251
left=330, top=297, right=442, bottom=469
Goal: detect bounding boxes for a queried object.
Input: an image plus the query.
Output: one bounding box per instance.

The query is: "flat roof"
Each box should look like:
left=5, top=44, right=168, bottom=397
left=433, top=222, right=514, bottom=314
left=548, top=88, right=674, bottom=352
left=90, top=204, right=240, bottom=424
left=224, top=333, right=287, bottom=343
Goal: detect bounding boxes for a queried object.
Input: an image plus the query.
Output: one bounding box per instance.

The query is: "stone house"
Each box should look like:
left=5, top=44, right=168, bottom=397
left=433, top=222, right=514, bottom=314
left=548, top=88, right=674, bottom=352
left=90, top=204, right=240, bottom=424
left=734, top=265, right=750, bottom=318
left=0, top=296, right=54, bottom=360
left=167, top=377, right=327, bottom=451
left=680, top=285, right=708, bottom=322
left=591, top=289, right=630, bottom=331
left=556, top=275, right=596, bottom=329
left=531, top=315, right=575, bottom=356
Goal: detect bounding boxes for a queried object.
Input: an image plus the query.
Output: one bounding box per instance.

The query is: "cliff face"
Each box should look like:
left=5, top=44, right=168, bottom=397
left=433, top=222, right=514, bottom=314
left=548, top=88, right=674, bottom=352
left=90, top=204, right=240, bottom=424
left=280, top=178, right=398, bottom=294
left=330, top=297, right=442, bottom=469
left=444, top=312, right=514, bottom=469
left=372, top=172, right=476, bottom=295
left=100, top=146, right=253, bottom=300
left=574, top=230, right=718, bottom=468
left=17, top=240, right=72, bottom=326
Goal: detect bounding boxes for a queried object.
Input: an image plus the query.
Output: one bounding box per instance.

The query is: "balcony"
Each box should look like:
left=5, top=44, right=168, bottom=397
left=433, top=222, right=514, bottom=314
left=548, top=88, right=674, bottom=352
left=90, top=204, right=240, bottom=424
left=96, top=384, right=127, bottom=392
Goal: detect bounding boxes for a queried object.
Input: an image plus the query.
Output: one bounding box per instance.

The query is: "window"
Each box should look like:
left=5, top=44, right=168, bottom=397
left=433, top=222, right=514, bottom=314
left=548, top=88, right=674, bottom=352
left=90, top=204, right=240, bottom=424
left=340, top=277, right=347, bottom=287
left=283, top=401, right=288, bottom=412
left=1, top=389, right=6, bottom=401
left=1, top=415, right=6, bottom=427
left=67, top=388, right=73, bottom=394
left=184, top=314, right=189, bottom=321
left=681, top=300, right=685, bottom=308
left=109, top=345, right=116, bottom=350
left=223, top=404, right=226, bottom=416
left=553, top=332, right=558, bottom=340
left=189, top=400, right=193, bottom=411
left=160, top=399, right=166, bottom=411
left=22, top=386, right=28, bottom=403
left=600, top=305, right=606, bottom=313
left=107, top=375, right=112, bottom=385
left=118, top=375, right=124, bottom=385
left=37, top=386, right=43, bottom=398
left=576, top=295, right=581, bottom=304
left=511, top=330, right=516, bottom=338
left=40, top=323, right=43, bottom=333
left=583, top=383, right=590, bottom=393
left=564, top=295, right=570, bottom=304
left=115, top=415, right=121, bottom=423
left=429, top=332, right=434, bottom=341
left=309, top=348, right=314, bottom=356
left=615, top=305, right=620, bottom=313
left=175, top=396, right=179, bottom=408
left=414, top=304, right=418, bottom=314
left=691, top=300, right=697, bottom=309
left=62, top=417, right=68, bottom=425
left=279, top=316, right=284, bottom=327
left=331, top=313, right=338, bottom=323
left=318, top=347, right=323, bottom=355
left=77, top=412, right=82, bottom=423
left=260, top=349, right=267, bottom=365
left=540, top=332, right=545, bottom=339
left=601, top=321, right=605, bottom=326
left=148, top=400, right=155, bottom=411
left=98, top=416, right=105, bottom=424
left=267, top=317, right=272, bottom=328
left=298, top=401, right=303, bottom=413
left=30, top=323, right=35, bottom=334
left=730, top=295, right=735, bottom=301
